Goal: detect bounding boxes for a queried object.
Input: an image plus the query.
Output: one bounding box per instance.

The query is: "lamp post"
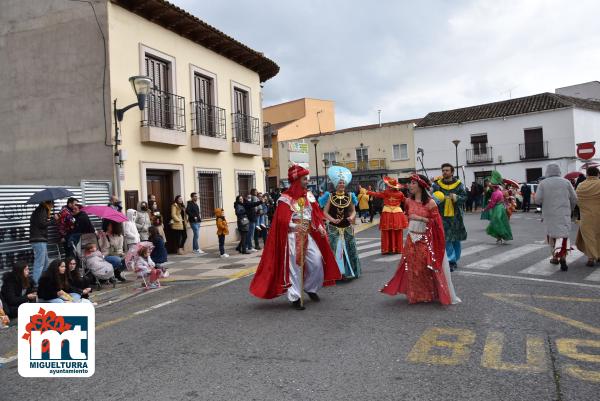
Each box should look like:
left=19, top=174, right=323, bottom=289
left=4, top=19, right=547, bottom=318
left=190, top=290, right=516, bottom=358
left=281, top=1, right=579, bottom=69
left=322, top=158, right=329, bottom=189
left=452, top=139, right=461, bottom=179
left=113, top=76, right=152, bottom=199
left=310, top=138, right=320, bottom=190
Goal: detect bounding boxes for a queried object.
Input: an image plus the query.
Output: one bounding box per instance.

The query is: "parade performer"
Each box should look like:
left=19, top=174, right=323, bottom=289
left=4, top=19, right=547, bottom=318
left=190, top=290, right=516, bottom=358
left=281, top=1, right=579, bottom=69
left=367, top=177, right=408, bottom=254
left=484, top=171, right=513, bottom=244
left=431, top=163, right=467, bottom=271
left=480, top=179, right=492, bottom=220
left=323, top=166, right=361, bottom=279
left=381, top=174, right=460, bottom=305
left=249, top=164, right=341, bottom=310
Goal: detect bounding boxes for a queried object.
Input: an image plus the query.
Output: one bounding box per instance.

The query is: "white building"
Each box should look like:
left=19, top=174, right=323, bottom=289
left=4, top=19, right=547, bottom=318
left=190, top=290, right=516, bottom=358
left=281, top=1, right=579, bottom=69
left=414, top=86, right=600, bottom=186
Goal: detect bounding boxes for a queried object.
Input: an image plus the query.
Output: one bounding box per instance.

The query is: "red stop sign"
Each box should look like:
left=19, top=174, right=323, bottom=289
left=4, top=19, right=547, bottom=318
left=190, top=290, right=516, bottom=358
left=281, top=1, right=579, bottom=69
left=577, top=142, right=596, bottom=160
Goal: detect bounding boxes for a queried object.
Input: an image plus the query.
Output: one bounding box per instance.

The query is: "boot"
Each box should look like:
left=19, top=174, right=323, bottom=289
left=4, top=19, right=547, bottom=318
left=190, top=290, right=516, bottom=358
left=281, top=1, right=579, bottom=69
left=306, top=292, right=320, bottom=302
left=291, top=300, right=305, bottom=310
left=560, top=258, right=568, bottom=271
left=114, top=269, right=126, bottom=282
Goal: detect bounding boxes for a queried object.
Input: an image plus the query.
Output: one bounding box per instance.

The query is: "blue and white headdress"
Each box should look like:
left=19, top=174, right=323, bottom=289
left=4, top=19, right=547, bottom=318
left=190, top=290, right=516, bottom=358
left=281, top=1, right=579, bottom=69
left=328, top=165, right=352, bottom=187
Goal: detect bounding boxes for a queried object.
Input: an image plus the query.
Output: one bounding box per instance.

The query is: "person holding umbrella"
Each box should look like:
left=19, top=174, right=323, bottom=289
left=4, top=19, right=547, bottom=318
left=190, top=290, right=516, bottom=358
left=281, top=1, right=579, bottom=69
left=29, top=201, right=56, bottom=284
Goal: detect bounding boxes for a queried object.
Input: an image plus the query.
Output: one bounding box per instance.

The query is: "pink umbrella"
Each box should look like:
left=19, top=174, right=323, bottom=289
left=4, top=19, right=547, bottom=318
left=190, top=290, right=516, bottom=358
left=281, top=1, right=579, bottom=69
left=564, top=171, right=582, bottom=180
left=81, top=205, right=127, bottom=222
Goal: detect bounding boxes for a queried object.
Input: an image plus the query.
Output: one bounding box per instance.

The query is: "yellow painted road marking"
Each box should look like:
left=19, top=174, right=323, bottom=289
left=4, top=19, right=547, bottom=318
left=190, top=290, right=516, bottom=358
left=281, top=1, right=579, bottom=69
left=482, top=331, right=547, bottom=372
left=487, top=293, right=600, bottom=303
left=556, top=339, right=600, bottom=383
left=485, top=293, right=600, bottom=336
left=407, top=327, right=475, bottom=366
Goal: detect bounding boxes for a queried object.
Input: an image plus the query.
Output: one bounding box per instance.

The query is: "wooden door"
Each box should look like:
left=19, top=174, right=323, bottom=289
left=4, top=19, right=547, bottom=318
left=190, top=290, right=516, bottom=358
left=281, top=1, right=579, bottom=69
left=233, top=88, right=249, bottom=141
left=194, top=74, right=214, bottom=136
left=146, top=171, right=177, bottom=253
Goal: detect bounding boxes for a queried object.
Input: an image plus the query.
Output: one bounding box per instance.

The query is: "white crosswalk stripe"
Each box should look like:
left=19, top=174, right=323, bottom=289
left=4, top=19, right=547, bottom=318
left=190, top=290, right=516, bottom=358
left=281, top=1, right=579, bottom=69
left=356, top=242, right=381, bottom=251
left=374, top=254, right=402, bottom=263
left=459, top=244, right=496, bottom=257
left=584, top=268, right=600, bottom=282
left=519, top=249, right=585, bottom=276
left=464, top=244, right=546, bottom=270
left=359, top=249, right=384, bottom=260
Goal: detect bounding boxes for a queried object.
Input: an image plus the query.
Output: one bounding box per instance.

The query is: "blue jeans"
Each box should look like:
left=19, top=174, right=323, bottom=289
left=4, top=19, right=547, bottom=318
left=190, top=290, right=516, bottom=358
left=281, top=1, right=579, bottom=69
left=218, top=235, right=225, bottom=255
left=42, top=293, right=82, bottom=303
left=105, top=255, right=124, bottom=272
left=31, top=242, right=49, bottom=285
left=246, top=222, right=256, bottom=249
left=191, top=222, right=201, bottom=251
left=446, top=241, right=462, bottom=264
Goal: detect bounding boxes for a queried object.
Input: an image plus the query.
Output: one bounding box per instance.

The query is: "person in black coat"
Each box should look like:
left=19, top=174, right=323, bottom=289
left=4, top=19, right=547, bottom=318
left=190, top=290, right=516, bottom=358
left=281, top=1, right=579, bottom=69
left=65, top=257, right=91, bottom=299
left=0, top=261, right=37, bottom=318
left=37, top=259, right=77, bottom=302
left=149, top=226, right=168, bottom=266
left=186, top=193, right=203, bottom=254
left=234, top=196, right=250, bottom=254
left=29, top=201, right=54, bottom=285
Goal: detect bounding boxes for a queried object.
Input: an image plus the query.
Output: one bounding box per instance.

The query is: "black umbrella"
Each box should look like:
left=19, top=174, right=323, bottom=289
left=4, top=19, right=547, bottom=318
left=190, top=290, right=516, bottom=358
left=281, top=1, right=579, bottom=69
left=26, top=188, right=75, bottom=204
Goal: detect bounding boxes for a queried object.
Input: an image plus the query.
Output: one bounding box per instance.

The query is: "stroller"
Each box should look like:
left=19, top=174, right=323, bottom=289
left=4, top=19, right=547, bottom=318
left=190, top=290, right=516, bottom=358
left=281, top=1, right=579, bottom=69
left=71, top=234, right=116, bottom=290
left=126, top=241, right=166, bottom=290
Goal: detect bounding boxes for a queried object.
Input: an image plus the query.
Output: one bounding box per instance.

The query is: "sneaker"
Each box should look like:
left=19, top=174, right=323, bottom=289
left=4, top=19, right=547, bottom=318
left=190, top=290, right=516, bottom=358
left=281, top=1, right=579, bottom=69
left=220, top=253, right=230, bottom=258
left=255, top=226, right=262, bottom=232
left=148, top=282, right=159, bottom=289
left=260, top=224, right=267, bottom=230
left=194, top=249, right=206, bottom=255
left=248, top=248, right=257, bottom=253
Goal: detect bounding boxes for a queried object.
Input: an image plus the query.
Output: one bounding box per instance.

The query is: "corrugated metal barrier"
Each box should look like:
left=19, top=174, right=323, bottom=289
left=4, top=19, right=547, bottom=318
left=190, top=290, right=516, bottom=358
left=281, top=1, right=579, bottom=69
left=0, top=181, right=111, bottom=279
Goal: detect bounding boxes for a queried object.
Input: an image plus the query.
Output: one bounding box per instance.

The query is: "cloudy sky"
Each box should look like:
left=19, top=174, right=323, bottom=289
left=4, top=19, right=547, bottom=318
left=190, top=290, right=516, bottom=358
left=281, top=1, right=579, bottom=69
left=172, top=0, right=600, bottom=129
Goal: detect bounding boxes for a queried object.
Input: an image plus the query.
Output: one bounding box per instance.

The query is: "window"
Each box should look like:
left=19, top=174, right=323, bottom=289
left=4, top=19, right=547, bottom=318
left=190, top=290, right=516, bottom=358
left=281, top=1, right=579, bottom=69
left=471, top=134, right=488, bottom=155
left=236, top=171, right=256, bottom=197
left=323, top=152, right=336, bottom=166
left=356, top=147, right=368, bottom=171
left=392, top=144, right=409, bottom=160
left=526, top=168, right=543, bottom=183
left=522, top=128, right=546, bottom=159
left=197, top=169, right=222, bottom=219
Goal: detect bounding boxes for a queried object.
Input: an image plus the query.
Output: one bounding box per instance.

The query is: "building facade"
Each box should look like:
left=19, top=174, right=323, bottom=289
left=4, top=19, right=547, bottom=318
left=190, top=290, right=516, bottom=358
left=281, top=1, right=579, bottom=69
left=262, top=98, right=335, bottom=189
left=414, top=90, right=600, bottom=186
left=0, top=0, right=279, bottom=249
left=277, top=120, right=420, bottom=191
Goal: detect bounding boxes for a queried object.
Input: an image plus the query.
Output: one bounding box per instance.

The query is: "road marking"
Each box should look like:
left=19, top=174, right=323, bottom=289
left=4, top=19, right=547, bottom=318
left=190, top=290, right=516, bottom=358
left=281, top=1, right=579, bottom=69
left=374, top=254, right=402, bottom=262
left=0, top=355, right=17, bottom=364
left=584, top=269, right=600, bottom=282
left=491, top=293, right=600, bottom=303
left=407, top=327, right=476, bottom=366
left=556, top=339, right=600, bottom=382
left=481, top=331, right=547, bottom=373
left=485, top=293, right=600, bottom=335
left=519, top=249, right=585, bottom=276
left=460, top=244, right=496, bottom=257
left=133, top=299, right=177, bottom=315
left=458, top=271, right=600, bottom=290
left=359, top=248, right=384, bottom=259
left=356, top=242, right=381, bottom=251
left=464, top=244, right=545, bottom=270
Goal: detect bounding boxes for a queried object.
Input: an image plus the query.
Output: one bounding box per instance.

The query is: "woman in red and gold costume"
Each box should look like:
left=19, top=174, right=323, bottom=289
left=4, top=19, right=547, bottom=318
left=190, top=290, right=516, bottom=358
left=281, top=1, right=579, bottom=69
left=381, top=174, right=461, bottom=305
left=367, top=177, right=408, bottom=254
left=249, top=164, right=341, bottom=310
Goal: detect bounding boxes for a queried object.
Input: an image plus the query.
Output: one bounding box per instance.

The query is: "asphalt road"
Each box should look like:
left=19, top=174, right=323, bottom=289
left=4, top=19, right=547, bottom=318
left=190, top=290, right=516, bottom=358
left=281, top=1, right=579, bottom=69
left=2, top=211, right=600, bottom=400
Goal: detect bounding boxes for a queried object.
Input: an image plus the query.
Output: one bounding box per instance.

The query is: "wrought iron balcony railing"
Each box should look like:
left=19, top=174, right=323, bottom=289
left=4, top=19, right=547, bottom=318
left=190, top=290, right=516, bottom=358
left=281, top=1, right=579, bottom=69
left=519, top=141, right=549, bottom=160
left=142, top=88, right=186, bottom=132
left=191, top=101, right=226, bottom=138
left=232, top=113, right=260, bottom=145
left=466, top=147, right=493, bottom=164
left=334, top=158, right=387, bottom=172
left=263, top=122, right=274, bottom=149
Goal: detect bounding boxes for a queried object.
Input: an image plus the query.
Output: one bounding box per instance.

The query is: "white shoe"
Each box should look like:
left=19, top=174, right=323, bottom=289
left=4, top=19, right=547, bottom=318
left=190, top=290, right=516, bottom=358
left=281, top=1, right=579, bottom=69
left=220, top=253, right=230, bottom=258
left=248, top=248, right=257, bottom=253
left=194, top=249, right=206, bottom=255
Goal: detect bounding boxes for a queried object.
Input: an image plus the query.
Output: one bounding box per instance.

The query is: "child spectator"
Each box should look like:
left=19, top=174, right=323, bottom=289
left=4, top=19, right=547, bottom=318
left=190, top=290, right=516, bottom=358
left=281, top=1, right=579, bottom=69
left=124, top=209, right=141, bottom=251
left=0, top=261, right=37, bottom=319
left=83, top=243, right=116, bottom=283
left=149, top=226, right=168, bottom=269
left=215, top=208, right=229, bottom=258
left=135, top=246, right=161, bottom=289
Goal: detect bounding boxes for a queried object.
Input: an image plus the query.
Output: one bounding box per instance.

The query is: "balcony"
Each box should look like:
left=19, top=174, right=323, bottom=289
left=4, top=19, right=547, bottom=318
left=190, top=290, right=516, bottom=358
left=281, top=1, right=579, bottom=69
left=466, top=147, right=493, bottom=164
left=141, top=89, right=187, bottom=146
left=190, top=102, right=227, bottom=152
left=231, top=113, right=261, bottom=156
left=334, top=158, right=387, bottom=172
left=262, top=122, right=274, bottom=158
left=519, top=141, right=549, bottom=160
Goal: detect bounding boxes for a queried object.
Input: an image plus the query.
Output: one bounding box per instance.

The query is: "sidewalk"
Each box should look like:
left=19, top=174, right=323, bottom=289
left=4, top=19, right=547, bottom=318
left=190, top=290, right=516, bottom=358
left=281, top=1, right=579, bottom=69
left=90, top=217, right=380, bottom=306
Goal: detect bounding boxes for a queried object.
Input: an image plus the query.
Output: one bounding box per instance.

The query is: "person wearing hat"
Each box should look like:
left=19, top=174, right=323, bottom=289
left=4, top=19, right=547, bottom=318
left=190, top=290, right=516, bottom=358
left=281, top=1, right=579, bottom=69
left=483, top=171, right=513, bottom=244
left=431, top=163, right=467, bottom=271
left=367, top=177, right=408, bottom=254
left=381, top=174, right=460, bottom=305
left=249, top=164, right=341, bottom=310
left=323, top=166, right=361, bottom=279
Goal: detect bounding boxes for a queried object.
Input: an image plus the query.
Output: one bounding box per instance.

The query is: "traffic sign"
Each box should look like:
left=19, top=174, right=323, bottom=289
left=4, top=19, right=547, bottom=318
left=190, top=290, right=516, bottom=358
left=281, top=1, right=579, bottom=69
left=576, top=141, right=596, bottom=160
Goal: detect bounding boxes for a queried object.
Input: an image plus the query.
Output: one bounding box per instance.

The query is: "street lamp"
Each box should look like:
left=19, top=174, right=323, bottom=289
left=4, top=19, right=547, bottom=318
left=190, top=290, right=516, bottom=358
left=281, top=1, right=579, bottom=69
left=322, top=158, right=329, bottom=189
left=113, top=75, right=153, bottom=198
left=310, top=138, right=320, bottom=190
left=452, top=139, right=461, bottom=179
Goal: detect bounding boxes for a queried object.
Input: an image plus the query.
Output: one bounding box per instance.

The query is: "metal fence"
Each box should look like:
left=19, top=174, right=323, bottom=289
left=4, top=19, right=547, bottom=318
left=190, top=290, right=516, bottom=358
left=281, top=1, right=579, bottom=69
left=0, top=181, right=111, bottom=278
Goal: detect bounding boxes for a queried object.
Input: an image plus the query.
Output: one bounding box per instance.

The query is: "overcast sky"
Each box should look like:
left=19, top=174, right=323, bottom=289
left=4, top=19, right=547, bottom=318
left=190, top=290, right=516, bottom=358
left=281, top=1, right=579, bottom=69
left=172, top=0, right=600, bottom=129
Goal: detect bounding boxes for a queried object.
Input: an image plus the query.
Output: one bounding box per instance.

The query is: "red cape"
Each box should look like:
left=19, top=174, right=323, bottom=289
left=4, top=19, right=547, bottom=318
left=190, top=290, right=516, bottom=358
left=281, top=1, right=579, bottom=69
left=249, top=195, right=341, bottom=299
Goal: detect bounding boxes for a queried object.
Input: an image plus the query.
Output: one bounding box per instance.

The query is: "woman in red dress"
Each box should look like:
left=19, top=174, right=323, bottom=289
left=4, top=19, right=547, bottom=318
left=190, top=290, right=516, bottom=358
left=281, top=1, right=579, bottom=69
left=381, top=174, right=461, bottom=305
left=367, top=177, right=408, bottom=254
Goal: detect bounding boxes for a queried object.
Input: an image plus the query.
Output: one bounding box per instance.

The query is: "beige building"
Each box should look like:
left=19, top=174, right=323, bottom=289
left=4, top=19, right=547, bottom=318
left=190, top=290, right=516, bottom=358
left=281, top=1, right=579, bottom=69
left=262, top=98, right=335, bottom=188
left=277, top=119, right=421, bottom=190
left=0, top=0, right=279, bottom=250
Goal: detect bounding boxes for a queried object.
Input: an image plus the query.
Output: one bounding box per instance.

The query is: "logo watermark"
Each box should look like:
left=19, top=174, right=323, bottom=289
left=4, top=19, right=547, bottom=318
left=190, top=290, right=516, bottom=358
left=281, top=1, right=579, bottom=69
left=18, top=303, right=95, bottom=377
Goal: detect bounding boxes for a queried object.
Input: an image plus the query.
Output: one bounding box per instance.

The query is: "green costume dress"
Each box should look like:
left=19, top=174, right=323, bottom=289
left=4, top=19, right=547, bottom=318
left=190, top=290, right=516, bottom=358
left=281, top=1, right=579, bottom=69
left=431, top=178, right=468, bottom=241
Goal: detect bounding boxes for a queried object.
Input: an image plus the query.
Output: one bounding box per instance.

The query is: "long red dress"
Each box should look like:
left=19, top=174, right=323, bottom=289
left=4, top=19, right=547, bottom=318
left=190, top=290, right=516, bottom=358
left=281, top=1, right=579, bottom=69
left=368, top=189, right=408, bottom=253
left=381, top=198, right=452, bottom=305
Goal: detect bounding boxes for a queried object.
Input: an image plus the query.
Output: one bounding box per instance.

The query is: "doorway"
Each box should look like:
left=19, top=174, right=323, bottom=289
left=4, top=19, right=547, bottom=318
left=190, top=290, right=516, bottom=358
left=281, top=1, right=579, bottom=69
left=146, top=170, right=177, bottom=253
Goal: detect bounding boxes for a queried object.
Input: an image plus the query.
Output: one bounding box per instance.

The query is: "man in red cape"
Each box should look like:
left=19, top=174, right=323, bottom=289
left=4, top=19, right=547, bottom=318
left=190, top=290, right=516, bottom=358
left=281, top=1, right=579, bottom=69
left=249, top=164, right=341, bottom=310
